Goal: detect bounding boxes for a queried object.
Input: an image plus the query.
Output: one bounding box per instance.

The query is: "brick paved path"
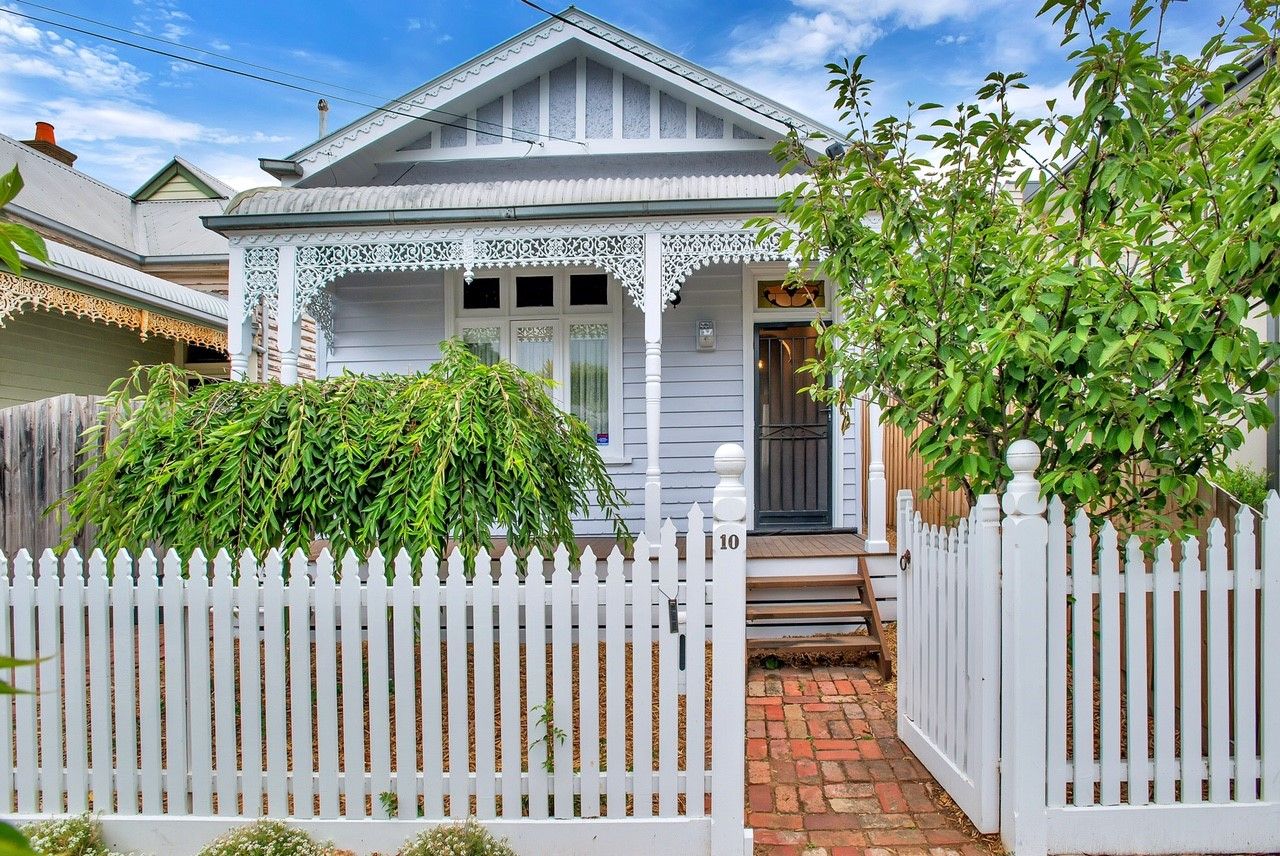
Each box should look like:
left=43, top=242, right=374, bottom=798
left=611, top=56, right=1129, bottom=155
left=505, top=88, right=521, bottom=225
left=746, top=661, right=999, bottom=856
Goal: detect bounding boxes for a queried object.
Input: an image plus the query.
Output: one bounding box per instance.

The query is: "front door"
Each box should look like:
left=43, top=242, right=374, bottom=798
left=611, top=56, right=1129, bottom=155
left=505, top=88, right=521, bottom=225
left=754, top=324, right=832, bottom=530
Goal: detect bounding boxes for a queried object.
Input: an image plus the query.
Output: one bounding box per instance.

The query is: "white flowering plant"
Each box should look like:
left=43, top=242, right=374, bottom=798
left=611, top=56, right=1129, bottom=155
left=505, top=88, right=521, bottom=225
left=21, top=815, right=112, bottom=856
left=196, top=821, right=328, bottom=856
left=397, top=819, right=517, bottom=856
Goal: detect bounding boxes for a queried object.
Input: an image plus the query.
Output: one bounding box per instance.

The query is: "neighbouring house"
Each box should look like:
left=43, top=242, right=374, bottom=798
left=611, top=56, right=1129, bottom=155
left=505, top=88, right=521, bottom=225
left=205, top=9, right=895, bottom=587
left=0, top=122, right=236, bottom=407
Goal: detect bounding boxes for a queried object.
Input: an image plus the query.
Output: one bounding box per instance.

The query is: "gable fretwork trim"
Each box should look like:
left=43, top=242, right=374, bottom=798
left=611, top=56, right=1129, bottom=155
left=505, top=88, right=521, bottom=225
left=232, top=219, right=800, bottom=342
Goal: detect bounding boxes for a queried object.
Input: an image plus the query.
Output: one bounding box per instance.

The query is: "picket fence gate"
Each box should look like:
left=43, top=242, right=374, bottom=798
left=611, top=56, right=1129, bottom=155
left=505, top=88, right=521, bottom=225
left=898, top=441, right=1280, bottom=855
left=0, top=447, right=753, bottom=855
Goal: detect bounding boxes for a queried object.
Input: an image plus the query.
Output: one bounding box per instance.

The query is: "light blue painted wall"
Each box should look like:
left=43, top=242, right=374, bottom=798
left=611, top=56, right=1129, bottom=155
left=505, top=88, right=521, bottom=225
left=318, top=265, right=862, bottom=536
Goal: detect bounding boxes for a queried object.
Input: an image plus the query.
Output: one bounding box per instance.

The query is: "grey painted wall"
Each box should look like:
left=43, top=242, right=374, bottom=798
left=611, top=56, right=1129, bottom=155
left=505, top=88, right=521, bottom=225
left=325, top=271, right=447, bottom=374
left=318, top=265, right=862, bottom=535
left=0, top=309, right=177, bottom=409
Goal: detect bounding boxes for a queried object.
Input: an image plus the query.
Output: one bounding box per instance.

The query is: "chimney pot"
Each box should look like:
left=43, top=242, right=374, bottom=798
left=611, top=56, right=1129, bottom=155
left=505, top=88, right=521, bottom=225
left=22, top=121, right=77, bottom=167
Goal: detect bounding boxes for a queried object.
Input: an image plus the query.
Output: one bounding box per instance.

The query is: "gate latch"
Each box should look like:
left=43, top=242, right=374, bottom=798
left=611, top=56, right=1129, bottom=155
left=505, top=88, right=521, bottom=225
left=899, top=549, right=911, bottom=571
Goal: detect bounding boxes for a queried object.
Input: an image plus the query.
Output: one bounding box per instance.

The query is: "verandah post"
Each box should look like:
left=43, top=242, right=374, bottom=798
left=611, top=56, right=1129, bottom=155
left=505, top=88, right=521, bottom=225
left=710, top=443, right=749, bottom=856
left=999, top=440, right=1049, bottom=856
left=642, top=231, right=663, bottom=546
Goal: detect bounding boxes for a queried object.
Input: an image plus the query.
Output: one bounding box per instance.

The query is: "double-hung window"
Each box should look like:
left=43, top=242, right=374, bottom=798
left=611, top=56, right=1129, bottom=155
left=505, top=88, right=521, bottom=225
left=456, top=270, right=623, bottom=460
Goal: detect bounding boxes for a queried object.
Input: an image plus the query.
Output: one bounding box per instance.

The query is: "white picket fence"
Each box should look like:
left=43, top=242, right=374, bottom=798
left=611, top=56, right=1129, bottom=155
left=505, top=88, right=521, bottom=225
left=0, top=447, right=753, bottom=856
left=895, top=494, right=1001, bottom=833
left=898, top=441, right=1280, bottom=855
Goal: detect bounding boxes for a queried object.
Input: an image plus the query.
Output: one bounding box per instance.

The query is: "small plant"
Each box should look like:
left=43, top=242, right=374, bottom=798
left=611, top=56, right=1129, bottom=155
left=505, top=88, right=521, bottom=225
left=21, top=814, right=109, bottom=856
left=378, top=791, right=399, bottom=816
left=529, top=699, right=567, bottom=774
left=196, top=820, right=328, bottom=856
left=1216, top=465, right=1271, bottom=511
left=397, top=818, right=516, bottom=856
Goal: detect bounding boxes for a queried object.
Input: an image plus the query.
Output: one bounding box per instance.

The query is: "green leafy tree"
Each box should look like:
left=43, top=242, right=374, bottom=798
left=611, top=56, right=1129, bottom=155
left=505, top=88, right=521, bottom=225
left=0, top=167, right=45, bottom=856
left=0, top=165, right=47, bottom=275
left=758, top=0, right=1280, bottom=527
left=60, top=341, right=628, bottom=564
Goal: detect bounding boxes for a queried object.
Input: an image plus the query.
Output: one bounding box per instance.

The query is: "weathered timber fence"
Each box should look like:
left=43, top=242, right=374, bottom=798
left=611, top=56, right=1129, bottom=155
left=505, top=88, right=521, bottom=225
left=898, top=441, right=1280, bottom=855
left=0, top=446, right=752, bottom=855
left=0, top=395, right=102, bottom=557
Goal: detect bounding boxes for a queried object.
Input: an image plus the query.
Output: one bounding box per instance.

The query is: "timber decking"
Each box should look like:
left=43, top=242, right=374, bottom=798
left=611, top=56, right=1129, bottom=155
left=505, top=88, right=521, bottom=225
left=470, top=531, right=866, bottom=561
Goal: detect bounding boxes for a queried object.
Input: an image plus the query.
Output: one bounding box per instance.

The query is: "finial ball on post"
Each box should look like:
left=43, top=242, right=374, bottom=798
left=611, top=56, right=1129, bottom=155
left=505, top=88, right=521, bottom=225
left=1002, top=439, right=1046, bottom=517
left=713, top=443, right=748, bottom=524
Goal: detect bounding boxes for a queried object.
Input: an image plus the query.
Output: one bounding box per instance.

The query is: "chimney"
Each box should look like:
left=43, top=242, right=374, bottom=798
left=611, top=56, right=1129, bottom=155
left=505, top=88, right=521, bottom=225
left=22, top=122, right=77, bottom=167
left=317, top=99, right=329, bottom=139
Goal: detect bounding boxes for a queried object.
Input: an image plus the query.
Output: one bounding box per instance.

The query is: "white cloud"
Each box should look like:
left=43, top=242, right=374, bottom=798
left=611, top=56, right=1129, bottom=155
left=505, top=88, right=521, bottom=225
left=0, top=9, right=148, bottom=93
left=209, top=38, right=230, bottom=52
left=406, top=18, right=422, bottom=31
left=936, top=33, right=970, bottom=45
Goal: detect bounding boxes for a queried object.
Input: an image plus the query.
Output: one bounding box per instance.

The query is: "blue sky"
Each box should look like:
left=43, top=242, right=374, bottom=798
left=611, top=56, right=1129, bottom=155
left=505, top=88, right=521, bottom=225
left=0, top=0, right=1242, bottom=192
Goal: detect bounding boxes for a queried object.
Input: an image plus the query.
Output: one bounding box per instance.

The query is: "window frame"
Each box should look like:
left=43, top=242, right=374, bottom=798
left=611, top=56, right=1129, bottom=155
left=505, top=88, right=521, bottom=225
left=453, top=267, right=626, bottom=462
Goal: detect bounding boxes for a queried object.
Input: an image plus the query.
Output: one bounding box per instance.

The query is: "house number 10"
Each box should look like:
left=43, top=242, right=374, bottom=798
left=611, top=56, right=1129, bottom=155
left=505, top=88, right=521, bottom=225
left=719, top=533, right=740, bottom=550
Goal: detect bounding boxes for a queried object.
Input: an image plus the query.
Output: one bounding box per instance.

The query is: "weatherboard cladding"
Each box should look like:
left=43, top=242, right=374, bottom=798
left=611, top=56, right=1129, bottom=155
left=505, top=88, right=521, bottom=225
left=225, top=173, right=802, bottom=217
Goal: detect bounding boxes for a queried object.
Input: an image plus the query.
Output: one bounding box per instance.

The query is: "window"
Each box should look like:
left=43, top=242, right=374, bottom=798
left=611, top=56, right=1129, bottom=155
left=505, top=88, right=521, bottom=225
left=457, top=270, right=622, bottom=457
left=515, top=275, right=555, bottom=308
left=757, top=279, right=825, bottom=310
left=569, top=273, right=609, bottom=306
left=463, top=276, right=501, bottom=310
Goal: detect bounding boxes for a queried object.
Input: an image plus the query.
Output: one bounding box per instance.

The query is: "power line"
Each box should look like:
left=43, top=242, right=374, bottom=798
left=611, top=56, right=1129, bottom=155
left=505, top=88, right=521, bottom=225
left=0, top=4, right=584, bottom=146
left=516, top=0, right=800, bottom=134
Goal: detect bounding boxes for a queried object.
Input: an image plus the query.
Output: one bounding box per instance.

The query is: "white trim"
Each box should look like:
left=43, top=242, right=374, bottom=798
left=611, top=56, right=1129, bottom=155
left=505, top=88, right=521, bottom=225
left=287, top=11, right=840, bottom=179
left=575, top=55, right=587, bottom=140
left=611, top=64, right=623, bottom=140
left=377, top=136, right=773, bottom=163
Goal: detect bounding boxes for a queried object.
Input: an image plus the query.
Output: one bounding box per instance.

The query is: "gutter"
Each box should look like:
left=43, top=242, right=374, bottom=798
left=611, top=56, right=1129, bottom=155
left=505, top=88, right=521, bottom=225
left=203, top=196, right=782, bottom=233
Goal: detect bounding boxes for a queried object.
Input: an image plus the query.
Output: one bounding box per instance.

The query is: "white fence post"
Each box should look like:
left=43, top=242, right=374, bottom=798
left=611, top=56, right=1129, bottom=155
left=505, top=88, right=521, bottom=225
left=710, top=443, right=749, bottom=856
left=895, top=488, right=913, bottom=727
left=999, top=440, right=1049, bottom=856
left=865, top=402, right=890, bottom=553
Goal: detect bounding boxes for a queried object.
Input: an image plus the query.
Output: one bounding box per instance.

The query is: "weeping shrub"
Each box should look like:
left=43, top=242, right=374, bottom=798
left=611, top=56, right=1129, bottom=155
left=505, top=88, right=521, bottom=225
left=60, top=340, right=628, bottom=562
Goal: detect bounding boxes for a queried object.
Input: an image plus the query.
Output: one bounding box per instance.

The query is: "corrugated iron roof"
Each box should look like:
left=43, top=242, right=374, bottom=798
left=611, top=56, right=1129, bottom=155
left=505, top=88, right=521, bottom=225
left=28, top=239, right=227, bottom=324
left=0, top=133, right=228, bottom=259
left=225, top=173, right=803, bottom=216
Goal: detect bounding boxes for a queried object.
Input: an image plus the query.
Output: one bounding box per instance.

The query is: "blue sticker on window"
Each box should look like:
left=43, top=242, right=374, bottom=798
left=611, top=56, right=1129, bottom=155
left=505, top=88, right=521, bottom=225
left=596, top=433, right=609, bottom=445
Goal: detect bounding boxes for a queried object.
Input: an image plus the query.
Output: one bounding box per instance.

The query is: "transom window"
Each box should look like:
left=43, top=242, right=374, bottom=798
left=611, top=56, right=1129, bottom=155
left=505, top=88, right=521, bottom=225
left=456, top=270, right=623, bottom=457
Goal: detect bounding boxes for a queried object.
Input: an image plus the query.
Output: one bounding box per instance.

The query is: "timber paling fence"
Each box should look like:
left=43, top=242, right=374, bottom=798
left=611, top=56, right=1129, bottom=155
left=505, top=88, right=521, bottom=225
left=0, top=448, right=754, bottom=855
left=0, top=395, right=103, bottom=558
left=897, top=441, right=1280, bottom=856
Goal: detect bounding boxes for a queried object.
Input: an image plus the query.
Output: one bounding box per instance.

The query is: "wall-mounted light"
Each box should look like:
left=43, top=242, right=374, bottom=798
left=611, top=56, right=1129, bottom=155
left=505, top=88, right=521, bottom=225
left=696, top=320, right=716, bottom=352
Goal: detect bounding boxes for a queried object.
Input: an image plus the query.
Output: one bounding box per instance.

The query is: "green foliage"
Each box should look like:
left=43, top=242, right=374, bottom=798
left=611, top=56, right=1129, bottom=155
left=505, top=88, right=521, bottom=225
left=1217, top=464, right=1271, bottom=510
left=0, top=165, right=48, bottom=275
left=196, top=821, right=327, bottom=856
left=21, top=815, right=111, bottom=856
left=529, top=698, right=567, bottom=773
left=59, top=340, right=628, bottom=562
left=758, top=1, right=1280, bottom=529
left=397, top=819, right=516, bottom=856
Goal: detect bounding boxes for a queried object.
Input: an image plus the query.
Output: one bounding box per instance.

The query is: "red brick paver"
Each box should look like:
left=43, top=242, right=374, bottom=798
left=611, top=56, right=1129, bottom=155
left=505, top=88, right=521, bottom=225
left=747, top=661, right=998, bottom=856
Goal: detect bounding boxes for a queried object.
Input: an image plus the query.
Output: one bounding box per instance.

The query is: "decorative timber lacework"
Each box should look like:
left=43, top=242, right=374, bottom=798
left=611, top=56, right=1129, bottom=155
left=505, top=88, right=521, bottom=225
left=0, top=272, right=228, bottom=350
left=470, top=235, right=646, bottom=304
left=660, top=230, right=787, bottom=304
left=294, top=240, right=465, bottom=331
left=243, top=246, right=279, bottom=311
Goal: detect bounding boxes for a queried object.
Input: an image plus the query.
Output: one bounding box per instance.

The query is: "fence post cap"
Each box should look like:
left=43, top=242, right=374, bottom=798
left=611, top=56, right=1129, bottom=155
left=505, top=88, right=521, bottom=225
left=713, top=443, right=748, bottom=524
left=713, top=443, right=747, bottom=478
left=1002, top=439, right=1046, bottom=517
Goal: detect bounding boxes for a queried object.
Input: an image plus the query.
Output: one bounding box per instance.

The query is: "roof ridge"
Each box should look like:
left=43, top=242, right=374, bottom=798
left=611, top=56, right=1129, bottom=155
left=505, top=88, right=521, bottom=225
left=0, top=133, right=132, bottom=201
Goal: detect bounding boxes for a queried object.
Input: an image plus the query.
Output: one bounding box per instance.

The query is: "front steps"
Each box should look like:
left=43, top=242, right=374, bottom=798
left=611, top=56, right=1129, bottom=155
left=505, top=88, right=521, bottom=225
left=745, top=557, right=893, bottom=679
